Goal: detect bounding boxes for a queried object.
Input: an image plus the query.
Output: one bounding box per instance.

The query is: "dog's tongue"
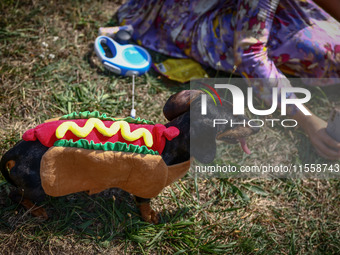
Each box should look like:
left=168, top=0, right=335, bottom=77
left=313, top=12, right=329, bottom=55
left=239, top=138, right=251, bottom=154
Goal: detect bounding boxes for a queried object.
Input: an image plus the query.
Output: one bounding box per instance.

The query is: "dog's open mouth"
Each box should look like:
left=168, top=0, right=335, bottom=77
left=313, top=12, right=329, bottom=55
left=216, top=127, right=254, bottom=155
left=238, top=137, right=251, bottom=154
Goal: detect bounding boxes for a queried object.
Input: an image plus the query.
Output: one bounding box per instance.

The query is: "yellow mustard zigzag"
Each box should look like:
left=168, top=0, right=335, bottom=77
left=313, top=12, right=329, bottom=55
left=55, top=118, right=153, bottom=147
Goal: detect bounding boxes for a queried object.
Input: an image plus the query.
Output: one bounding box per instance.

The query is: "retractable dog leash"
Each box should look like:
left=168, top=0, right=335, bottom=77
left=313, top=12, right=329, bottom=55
left=94, top=34, right=152, bottom=118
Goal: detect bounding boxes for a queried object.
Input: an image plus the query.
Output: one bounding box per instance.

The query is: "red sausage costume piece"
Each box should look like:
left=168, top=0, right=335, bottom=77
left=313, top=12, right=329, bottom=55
left=23, top=118, right=179, bottom=154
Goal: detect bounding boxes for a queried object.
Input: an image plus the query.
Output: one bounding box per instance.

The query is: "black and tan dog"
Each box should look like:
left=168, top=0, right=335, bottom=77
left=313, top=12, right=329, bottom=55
left=0, top=90, right=258, bottom=223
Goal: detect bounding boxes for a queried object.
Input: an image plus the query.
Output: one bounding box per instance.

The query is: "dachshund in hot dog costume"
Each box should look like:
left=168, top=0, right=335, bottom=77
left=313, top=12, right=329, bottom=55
left=1, top=90, right=259, bottom=223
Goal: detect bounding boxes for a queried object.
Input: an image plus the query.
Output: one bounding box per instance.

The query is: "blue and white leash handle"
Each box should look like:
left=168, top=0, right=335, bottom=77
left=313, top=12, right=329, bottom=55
left=94, top=36, right=151, bottom=76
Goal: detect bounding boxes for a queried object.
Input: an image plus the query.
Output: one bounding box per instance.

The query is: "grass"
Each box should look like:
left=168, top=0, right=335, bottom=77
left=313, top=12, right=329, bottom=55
left=0, top=0, right=339, bottom=254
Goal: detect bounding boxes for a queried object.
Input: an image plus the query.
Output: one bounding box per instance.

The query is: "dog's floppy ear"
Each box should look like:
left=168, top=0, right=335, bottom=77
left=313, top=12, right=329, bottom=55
left=190, top=118, right=217, bottom=164
left=163, top=90, right=202, bottom=121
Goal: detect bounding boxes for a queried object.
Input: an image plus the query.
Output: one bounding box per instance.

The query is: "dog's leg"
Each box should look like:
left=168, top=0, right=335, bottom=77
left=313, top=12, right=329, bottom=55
left=1, top=140, right=49, bottom=219
left=20, top=199, right=48, bottom=219
left=134, top=196, right=158, bottom=224
left=9, top=189, right=48, bottom=219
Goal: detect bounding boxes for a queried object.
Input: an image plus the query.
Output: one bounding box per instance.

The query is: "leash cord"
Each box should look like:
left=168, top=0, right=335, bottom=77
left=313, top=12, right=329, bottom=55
left=132, top=74, right=135, bottom=109
left=131, top=74, right=136, bottom=118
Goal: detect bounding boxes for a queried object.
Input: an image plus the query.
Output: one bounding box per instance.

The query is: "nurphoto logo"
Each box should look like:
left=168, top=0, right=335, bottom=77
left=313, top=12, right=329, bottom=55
left=200, top=84, right=311, bottom=128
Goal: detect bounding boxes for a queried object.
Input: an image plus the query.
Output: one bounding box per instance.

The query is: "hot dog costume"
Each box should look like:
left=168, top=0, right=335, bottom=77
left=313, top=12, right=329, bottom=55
left=23, top=111, right=190, bottom=198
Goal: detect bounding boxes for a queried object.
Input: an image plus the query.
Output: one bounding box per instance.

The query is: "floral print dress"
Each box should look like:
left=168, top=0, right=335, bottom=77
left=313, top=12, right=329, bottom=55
left=117, top=0, right=340, bottom=112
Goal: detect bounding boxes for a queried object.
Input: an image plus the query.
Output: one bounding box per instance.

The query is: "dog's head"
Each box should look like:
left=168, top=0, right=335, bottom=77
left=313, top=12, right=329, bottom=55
left=163, top=90, right=259, bottom=163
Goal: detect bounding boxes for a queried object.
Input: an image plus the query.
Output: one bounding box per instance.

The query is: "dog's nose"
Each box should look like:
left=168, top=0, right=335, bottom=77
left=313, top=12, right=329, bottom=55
left=250, top=125, right=260, bottom=134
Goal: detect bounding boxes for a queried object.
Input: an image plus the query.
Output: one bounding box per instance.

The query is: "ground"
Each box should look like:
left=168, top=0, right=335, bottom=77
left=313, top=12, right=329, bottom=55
left=0, top=0, right=339, bottom=254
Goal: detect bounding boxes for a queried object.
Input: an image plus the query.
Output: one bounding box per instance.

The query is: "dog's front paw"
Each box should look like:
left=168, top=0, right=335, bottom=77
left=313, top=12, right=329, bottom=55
left=138, top=203, right=159, bottom=224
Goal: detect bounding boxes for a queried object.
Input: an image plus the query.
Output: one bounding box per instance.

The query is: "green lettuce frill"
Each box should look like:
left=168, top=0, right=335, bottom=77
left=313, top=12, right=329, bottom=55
left=60, top=111, right=154, bottom=125
left=54, top=139, right=159, bottom=155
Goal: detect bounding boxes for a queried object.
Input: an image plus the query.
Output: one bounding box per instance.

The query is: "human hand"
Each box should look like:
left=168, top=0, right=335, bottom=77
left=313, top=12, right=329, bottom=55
left=294, top=111, right=340, bottom=160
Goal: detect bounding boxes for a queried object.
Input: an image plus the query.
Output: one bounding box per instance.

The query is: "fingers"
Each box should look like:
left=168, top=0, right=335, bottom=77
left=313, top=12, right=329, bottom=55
left=314, top=144, right=340, bottom=160
left=297, top=113, right=340, bottom=160
left=319, top=129, right=340, bottom=151
left=311, top=131, right=340, bottom=160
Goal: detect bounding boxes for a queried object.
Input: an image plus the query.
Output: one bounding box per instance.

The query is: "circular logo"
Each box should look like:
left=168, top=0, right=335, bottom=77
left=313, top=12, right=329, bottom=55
left=122, top=47, right=148, bottom=66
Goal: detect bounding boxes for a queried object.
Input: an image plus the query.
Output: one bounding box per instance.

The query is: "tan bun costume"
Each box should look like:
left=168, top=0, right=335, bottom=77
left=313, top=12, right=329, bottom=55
left=22, top=111, right=191, bottom=199
left=41, top=147, right=190, bottom=198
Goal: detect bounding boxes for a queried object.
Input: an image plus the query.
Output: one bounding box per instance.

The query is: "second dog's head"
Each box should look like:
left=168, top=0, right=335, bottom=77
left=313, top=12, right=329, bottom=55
left=164, top=90, right=259, bottom=163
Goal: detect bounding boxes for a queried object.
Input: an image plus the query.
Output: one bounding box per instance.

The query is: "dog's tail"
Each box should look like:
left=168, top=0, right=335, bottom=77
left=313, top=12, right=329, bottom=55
left=163, top=90, right=203, bottom=121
